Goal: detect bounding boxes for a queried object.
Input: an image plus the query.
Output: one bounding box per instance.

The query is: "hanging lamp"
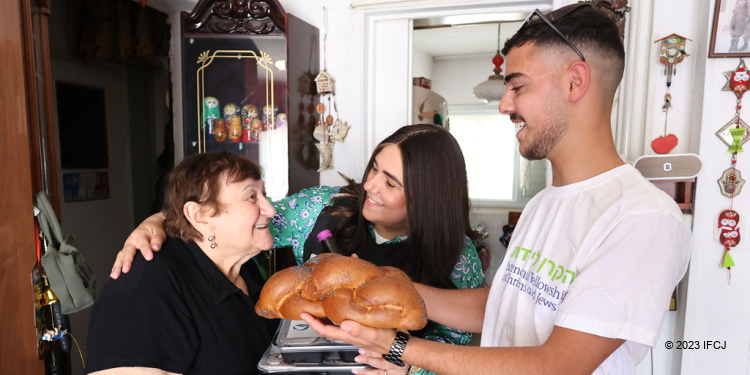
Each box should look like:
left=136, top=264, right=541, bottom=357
left=473, top=24, right=506, bottom=103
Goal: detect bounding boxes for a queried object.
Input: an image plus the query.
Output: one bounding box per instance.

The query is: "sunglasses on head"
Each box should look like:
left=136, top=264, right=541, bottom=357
left=518, top=3, right=592, bottom=62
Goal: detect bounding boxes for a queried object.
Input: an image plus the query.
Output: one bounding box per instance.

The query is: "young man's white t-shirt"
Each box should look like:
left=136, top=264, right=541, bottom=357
left=482, top=164, right=692, bottom=374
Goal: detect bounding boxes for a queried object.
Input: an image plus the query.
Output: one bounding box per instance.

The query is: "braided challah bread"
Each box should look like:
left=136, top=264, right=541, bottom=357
left=255, top=253, right=428, bottom=330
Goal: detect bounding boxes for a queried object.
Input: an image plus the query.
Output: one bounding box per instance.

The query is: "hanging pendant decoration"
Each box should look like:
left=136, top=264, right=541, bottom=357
left=718, top=209, right=740, bottom=271
left=718, top=167, right=746, bottom=198
left=313, top=7, right=350, bottom=173
left=715, top=116, right=750, bottom=147
left=716, top=59, right=750, bottom=283
left=651, top=34, right=691, bottom=154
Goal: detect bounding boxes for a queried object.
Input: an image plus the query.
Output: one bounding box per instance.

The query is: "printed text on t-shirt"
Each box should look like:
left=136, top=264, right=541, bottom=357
left=499, top=246, right=577, bottom=311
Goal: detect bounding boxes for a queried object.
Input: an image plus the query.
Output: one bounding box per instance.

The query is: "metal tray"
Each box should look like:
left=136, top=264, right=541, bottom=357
left=258, top=344, right=370, bottom=374
left=271, top=319, right=360, bottom=363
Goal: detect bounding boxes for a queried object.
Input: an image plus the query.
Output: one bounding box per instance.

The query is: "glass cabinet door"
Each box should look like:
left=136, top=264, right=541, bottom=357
left=180, top=1, right=319, bottom=198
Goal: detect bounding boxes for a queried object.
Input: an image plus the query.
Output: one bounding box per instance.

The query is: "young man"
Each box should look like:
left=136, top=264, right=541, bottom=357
left=302, top=4, right=692, bottom=374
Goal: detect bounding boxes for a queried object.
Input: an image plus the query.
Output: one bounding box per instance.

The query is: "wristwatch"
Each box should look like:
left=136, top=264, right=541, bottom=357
left=384, top=331, right=410, bottom=367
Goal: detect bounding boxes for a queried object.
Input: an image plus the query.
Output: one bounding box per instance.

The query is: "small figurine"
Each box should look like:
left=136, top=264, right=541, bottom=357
left=241, top=120, right=252, bottom=143
left=203, top=96, right=221, bottom=135
left=250, top=118, right=263, bottom=142
left=228, top=114, right=242, bottom=142
left=41, top=328, right=67, bottom=342
left=262, top=104, right=278, bottom=130
left=241, top=127, right=252, bottom=142
left=223, top=103, right=239, bottom=120
left=242, top=104, right=259, bottom=120
left=274, top=113, right=287, bottom=129
left=213, top=118, right=227, bottom=142
left=241, top=105, right=259, bottom=142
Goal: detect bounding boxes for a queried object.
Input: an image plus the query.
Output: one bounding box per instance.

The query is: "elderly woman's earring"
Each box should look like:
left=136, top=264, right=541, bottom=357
left=208, top=235, right=216, bottom=249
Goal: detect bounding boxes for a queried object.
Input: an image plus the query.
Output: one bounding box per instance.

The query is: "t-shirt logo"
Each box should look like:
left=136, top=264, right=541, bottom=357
left=500, top=246, right=576, bottom=311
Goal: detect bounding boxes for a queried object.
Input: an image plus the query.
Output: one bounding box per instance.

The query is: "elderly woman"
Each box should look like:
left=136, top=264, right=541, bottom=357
left=86, top=151, right=278, bottom=375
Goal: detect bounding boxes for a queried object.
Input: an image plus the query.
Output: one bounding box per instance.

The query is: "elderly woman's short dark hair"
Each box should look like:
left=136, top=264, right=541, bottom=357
left=162, top=151, right=263, bottom=242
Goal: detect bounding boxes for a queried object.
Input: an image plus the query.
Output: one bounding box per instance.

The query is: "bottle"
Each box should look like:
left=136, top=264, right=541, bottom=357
left=317, top=229, right=341, bottom=254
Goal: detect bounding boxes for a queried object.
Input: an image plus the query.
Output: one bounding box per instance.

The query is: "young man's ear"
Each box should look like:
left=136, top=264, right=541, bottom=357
left=567, top=61, right=591, bottom=103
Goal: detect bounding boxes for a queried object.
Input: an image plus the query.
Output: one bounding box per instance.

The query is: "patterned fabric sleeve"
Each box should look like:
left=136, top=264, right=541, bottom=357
left=270, top=186, right=340, bottom=265
left=410, top=238, right=485, bottom=375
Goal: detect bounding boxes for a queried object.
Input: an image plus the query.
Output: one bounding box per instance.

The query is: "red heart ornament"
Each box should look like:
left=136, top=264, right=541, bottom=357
left=651, top=134, right=678, bottom=154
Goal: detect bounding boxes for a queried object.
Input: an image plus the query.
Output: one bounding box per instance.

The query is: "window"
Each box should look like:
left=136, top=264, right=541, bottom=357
left=450, top=109, right=546, bottom=207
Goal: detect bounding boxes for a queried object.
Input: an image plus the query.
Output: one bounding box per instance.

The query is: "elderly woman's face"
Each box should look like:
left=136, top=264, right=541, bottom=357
left=212, top=176, right=276, bottom=254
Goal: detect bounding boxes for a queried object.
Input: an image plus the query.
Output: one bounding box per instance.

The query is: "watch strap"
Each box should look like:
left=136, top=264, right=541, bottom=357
left=384, top=331, right=409, bottom=367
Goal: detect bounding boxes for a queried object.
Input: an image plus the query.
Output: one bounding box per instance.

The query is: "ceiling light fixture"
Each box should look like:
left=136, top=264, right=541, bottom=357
left=472, top=24, right=506, bottom=103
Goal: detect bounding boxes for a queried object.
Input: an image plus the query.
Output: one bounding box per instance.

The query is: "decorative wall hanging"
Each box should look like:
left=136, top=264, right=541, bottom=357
left=718, top=209, right=741, bottom=277
left=652, top=34, right=690, bottom=154
left=709, top=0, right=750, bottom=57
left=718, top=167, right=746, bottom=197
left=313, top=7, right=351, bottom=172
left=715, top=115, right=750, bottom=147
left=716, top=58, right=750, bottom=282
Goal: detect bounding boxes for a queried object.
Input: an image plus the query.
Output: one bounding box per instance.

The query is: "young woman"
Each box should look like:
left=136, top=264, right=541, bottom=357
left=112, top=125, right=484, bottom=374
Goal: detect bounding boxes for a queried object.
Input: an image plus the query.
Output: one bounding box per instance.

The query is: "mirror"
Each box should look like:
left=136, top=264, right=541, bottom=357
left=411, top=14, right=547, bottom=206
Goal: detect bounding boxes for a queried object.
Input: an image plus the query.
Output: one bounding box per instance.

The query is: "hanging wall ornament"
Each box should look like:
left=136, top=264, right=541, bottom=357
left=718, top=167, right=746, bottom=198
left=651, top=34, right=691, bottom=154
left=722, top=59, right=750, bottom=96
left=715, top=116, right=750, bottom=147
left=312, top=7, right=350, bottom=172
left=329, top=120, right=351, bottom=143
left=715, top=58, right=750, bottom=282
left=718, top=209, right=741, bottom=281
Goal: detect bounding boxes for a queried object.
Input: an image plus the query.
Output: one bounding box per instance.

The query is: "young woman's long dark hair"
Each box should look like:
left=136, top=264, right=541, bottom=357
left=328, top=124, right=479, bottom=289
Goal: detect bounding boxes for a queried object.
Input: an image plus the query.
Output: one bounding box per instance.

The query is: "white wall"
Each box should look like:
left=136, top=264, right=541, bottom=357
left=433, top=55, right=495, bottom=105
left=412, top=46, right=433, bottom=80
left=633, top=0, right=750, bottom=373
left=684, top=7, right=750, bottom=375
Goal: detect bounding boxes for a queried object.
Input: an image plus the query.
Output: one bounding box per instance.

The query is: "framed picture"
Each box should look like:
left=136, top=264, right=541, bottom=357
left=710, top=0, right=750, bottom=57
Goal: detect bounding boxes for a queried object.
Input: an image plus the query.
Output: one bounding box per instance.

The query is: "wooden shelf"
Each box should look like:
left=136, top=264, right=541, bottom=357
left=652, top=178, right=695, bottom=212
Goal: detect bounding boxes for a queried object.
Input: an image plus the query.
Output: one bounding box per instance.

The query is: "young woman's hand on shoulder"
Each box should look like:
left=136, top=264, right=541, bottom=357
left=110, top=212, right=167, bottom=279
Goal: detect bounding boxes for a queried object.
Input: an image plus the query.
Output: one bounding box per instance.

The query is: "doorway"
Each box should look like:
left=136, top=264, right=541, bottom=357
left=41, top=0, right=172, bottom=371
left=51, top=59, right=134, bottom=374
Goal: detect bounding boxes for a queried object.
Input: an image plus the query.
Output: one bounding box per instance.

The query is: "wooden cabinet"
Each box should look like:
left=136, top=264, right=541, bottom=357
left=180, top=0, right=320, bottom=198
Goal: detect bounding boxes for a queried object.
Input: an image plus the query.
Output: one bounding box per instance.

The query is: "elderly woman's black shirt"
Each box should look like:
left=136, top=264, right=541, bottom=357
left=86, top=238, right=277, bottom=374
